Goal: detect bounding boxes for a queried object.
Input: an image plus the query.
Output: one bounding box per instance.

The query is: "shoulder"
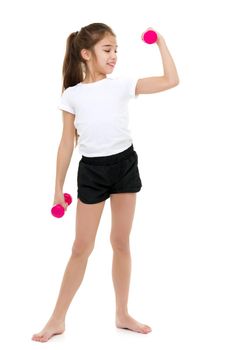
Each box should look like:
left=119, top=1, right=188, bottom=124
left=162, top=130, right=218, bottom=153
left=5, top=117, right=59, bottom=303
left=62, top=84, right=79, bottom=96
left=58, top=85, right=79, bottom=114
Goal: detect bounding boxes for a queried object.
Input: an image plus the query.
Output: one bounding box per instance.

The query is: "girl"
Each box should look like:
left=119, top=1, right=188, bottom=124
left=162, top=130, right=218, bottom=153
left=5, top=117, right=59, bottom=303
left=32, top=22, right=179, bottom=342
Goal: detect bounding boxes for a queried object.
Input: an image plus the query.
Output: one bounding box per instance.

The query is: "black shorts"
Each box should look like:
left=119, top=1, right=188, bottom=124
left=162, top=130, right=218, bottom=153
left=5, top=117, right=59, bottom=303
left=77, top=144, right=142, bottom=204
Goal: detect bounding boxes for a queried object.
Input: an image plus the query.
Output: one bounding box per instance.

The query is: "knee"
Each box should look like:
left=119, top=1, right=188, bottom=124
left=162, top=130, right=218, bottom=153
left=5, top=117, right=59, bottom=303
left=72, top=239, right=94, bottom=258
left=110, top=235, right=130, bottom=253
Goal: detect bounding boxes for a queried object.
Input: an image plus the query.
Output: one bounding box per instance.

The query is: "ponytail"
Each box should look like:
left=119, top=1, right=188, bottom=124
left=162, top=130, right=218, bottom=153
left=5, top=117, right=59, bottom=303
left=62, top=31, right=84, bottom=92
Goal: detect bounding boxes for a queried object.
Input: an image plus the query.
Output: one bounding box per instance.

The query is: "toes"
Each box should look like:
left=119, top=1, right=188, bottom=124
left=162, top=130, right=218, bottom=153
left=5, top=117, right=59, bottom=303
left=40, top=332, right=51, bottom=342
left=40, top=336, right=49, bottom=342
left=32, top=334, right=42, bottom=341
left=143, top=325, right=152, bottom=333
left=116, top=318, right=152, bottom=334
left=32, top=333, right=49, bottom=342
left=37, top=334, right=49, bottom=342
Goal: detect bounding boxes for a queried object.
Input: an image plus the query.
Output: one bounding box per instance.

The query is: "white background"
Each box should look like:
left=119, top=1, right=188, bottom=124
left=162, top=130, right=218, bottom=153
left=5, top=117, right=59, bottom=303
left=0, top=0, right=232, bottom=349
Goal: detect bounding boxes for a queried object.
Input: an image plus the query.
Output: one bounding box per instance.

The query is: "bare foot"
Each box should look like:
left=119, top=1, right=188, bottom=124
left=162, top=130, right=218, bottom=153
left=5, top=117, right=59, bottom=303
left=32, top=317, right=65, bottom=342
left=116, top=314, right=152, bottom=334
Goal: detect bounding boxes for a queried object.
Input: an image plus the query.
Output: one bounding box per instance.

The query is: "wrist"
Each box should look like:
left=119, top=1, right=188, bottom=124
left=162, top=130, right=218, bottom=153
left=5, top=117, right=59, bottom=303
left=156, top=36, right=165, bottom=46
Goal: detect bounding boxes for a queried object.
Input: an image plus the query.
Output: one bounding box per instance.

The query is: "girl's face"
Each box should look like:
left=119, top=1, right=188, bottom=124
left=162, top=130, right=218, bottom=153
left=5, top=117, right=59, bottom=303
left=92, top=34, right=118, bottom=74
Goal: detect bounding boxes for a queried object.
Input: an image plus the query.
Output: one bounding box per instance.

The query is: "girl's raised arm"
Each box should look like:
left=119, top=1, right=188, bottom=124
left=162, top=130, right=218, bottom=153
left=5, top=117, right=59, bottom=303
left=135, top=32, right=179, bottom=95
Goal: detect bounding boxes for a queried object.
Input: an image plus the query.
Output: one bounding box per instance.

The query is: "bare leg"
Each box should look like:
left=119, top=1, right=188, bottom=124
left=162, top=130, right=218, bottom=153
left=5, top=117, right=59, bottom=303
left=32, top=199, right=105, bottom=342
left=110, top=193, right=152, bottom=334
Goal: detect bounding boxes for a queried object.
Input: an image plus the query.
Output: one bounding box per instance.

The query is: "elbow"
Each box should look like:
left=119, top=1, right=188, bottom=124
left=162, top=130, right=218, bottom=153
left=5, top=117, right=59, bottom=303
left=168, top=78, right=179, bottom=88
left=60, top=138, right=75, bottom=151
left=175, top=77, right=180, bottom=86
left=173, top=74, right=180, bottom=86
left=165, top=74, right=180, bottom=87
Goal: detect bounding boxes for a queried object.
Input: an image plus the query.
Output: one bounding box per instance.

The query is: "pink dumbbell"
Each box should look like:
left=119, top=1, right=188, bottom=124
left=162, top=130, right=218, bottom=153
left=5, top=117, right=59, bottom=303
left=141, top=28, right=158, bottom=44
left=51, top=193, right=72, bottom=218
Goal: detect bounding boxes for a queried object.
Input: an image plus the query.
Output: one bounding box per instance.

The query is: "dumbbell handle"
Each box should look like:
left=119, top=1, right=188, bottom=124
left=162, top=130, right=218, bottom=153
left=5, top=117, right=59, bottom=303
left=51, top=193, right=72, bottom=218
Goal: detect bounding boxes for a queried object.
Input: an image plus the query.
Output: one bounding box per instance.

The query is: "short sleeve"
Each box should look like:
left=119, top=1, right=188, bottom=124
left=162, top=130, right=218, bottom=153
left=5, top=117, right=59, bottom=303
left=123, top=76, right=139, bottom=99
left=57, top=87, right=75, bottom=114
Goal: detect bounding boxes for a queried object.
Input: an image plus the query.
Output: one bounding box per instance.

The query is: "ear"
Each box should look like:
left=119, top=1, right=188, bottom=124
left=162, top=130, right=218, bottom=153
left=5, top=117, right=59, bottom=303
left=80, top=48, right=91, bottom=61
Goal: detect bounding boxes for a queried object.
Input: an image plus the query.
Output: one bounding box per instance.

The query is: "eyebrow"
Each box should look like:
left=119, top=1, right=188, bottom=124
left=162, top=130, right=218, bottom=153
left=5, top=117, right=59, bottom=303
left=102, top=44, right=118, bottom=47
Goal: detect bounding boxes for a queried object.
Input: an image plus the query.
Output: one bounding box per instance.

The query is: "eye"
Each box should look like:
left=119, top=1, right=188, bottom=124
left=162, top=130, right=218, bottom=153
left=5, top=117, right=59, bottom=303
left=104, top=50, right=118, bottom=53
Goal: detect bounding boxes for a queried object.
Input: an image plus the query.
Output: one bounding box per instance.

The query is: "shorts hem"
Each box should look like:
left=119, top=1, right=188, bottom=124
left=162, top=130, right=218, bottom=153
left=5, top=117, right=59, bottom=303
left=78, top=195, right=110, bottom=204
left=110, top=187, right=142, bottom=194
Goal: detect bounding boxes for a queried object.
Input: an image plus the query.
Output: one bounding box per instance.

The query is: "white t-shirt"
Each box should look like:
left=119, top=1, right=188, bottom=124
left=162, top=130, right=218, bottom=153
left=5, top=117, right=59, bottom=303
left=57, top=76, right=139, bottom=157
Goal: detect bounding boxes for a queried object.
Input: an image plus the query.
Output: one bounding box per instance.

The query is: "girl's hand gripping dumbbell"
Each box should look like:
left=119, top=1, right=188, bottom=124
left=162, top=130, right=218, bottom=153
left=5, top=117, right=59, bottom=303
left=51, top=193, right=72, bottom=218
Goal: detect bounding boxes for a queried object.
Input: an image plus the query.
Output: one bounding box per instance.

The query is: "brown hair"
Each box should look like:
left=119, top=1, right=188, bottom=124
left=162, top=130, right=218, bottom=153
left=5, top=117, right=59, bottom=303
left=61, top=23, right=116, bottom=147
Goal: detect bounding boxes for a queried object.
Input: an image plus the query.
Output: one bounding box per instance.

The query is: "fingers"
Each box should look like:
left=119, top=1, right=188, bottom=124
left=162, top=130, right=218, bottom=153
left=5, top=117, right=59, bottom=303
left=63, top=202, right=68, bottom=211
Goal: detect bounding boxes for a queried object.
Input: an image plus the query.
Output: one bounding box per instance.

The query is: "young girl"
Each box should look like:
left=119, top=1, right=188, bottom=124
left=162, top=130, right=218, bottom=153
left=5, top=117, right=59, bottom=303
left=32, top=22, right=179, bottom=342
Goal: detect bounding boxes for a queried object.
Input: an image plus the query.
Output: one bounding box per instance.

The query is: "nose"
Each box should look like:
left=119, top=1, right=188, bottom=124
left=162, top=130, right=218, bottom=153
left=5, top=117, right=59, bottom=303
left=112, top=53, right=117, bottom=62
left=112, top=50, right=117, bottom=59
